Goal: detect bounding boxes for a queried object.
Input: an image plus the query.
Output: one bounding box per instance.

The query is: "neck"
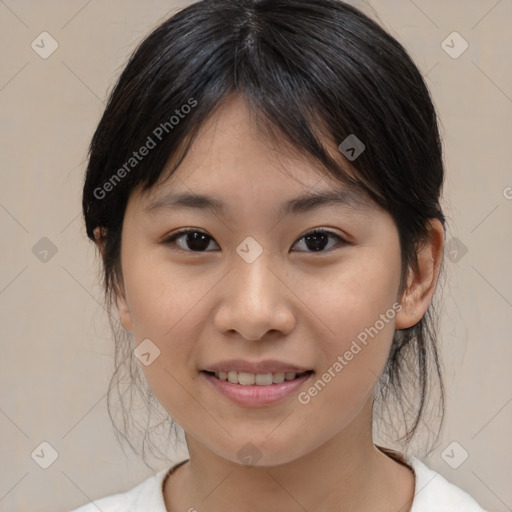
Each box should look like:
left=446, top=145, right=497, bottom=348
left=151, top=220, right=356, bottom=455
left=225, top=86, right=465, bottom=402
left=164, top=398, right=415, bottom=512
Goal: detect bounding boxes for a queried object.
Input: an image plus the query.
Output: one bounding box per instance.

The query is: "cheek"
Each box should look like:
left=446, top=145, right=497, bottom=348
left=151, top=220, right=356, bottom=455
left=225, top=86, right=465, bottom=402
left=299, top=251, right=401, bottom=395
left=304, top=251, right=401, bottom=339
left=124, top=252, right=208, bottom=334
left=120, top=254, right=214, bottom=402
left=122, top=265, right=207, bottom=427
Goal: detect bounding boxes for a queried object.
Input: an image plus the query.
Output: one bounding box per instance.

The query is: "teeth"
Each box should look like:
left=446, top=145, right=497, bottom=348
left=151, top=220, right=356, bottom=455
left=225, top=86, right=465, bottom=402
left=272, top=373, right=285, bottom=384
left=213, top=370, right=307, bottom=386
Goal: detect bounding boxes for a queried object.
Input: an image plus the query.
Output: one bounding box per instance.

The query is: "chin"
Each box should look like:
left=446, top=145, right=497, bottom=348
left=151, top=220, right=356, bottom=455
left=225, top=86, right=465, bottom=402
left=212, top=435, right=312, bottom=468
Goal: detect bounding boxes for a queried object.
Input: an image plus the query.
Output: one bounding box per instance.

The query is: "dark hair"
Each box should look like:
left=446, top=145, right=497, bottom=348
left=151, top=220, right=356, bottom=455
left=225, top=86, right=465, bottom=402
left=82, top=0, right=446, bottom=467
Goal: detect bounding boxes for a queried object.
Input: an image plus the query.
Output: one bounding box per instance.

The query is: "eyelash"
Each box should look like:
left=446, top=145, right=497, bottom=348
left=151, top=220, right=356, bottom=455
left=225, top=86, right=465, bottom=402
left=162, top=228, right=348, bottom=254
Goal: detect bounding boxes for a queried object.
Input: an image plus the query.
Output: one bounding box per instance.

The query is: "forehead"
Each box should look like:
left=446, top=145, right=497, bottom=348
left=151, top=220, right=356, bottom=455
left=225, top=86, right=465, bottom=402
left=133, top=95, right=378, bottom=216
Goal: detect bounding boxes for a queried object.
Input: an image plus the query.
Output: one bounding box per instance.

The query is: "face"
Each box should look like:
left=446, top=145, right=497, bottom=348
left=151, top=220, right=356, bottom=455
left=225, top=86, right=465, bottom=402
left=115, top=95, right=406, bottom=466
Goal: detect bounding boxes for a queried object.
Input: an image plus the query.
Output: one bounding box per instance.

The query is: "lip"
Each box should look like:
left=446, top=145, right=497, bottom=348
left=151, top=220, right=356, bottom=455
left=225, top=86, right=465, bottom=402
left=201, top=371, right=314, bottom=407
left=202, top=359, right=312, bottom=374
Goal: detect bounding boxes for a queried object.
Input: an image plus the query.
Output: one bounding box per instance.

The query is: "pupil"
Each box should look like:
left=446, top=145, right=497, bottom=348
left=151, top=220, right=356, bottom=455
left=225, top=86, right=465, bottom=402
left=306, top=233, right=328, bottom=251
left=187, top=232, right=210, bottom=251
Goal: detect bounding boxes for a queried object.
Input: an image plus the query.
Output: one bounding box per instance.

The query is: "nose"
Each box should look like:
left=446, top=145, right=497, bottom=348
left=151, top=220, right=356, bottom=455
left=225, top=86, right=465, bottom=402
left=213, top=254, right=296, bottom=341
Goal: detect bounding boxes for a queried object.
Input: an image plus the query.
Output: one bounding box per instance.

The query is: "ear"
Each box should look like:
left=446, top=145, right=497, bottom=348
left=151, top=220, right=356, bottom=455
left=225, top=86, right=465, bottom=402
left=395, top=218, right=444, bottom=329
left=115, top=285, right=134, bottom=332
left=93, top=226, right=106, bottom=259
left=93, top=226, right=133, bottom=332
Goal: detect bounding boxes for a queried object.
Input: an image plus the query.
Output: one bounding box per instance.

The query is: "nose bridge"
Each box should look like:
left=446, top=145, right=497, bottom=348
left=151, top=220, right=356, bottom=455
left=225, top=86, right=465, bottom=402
left=232, top=249, right=277, bottom=310
left=214, top=246, right=295, bottom=339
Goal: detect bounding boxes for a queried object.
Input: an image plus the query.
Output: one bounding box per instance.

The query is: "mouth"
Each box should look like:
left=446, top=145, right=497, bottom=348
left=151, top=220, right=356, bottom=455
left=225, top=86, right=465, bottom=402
left=200, top=369, right=314, bottom=407
left=201, top=369, right=314, bottom=386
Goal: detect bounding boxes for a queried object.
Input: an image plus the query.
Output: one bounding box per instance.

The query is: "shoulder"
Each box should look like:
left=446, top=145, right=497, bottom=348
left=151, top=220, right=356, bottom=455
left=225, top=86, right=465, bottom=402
left=66, top=465, right=173, bottom=512
left=406, top=455, right=487, bottom=512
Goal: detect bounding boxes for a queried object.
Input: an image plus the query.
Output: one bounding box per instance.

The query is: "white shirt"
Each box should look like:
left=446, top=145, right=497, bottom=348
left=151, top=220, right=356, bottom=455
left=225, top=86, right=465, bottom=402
left=68, top=454, right=486, bottom=511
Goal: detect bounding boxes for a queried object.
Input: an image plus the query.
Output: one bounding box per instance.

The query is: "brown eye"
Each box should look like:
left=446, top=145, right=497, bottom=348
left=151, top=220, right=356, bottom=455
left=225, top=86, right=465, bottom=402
left=292, top=229, right=347, bottom=252
left=164, top=229, right=219, bottom=252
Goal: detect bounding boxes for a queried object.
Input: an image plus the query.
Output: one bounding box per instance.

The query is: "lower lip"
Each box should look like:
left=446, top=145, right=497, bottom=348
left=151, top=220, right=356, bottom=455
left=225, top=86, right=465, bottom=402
left=201, top=371, right=313, bottom=407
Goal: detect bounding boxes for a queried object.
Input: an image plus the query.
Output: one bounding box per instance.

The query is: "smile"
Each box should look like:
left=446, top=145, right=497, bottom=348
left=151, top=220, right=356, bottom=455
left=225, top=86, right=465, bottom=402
left=201, top=370, right=314, bottom=407
left=206, top=370, right=312, bottom=386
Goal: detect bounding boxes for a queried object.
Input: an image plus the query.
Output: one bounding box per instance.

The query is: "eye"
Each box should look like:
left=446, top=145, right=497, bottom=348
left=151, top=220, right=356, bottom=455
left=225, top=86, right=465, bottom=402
left=163, top=228, right=348, bottom=253
left=292, top=229, right=347, bottom=253
left=163, top=229, right=219, bottom=252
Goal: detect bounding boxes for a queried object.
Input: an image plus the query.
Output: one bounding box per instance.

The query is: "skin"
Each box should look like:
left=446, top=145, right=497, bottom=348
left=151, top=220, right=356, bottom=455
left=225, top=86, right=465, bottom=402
left=95, top=95, right=444, bottom=512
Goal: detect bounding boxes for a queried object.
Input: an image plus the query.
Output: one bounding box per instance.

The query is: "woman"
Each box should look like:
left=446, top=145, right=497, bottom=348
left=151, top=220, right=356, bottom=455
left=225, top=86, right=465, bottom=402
left=74, top=0, right=486, bottom=510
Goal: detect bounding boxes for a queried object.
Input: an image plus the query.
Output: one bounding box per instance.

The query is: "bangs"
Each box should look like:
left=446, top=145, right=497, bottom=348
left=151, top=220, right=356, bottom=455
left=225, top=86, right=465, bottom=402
left=84, top=0, right=426, bottom=236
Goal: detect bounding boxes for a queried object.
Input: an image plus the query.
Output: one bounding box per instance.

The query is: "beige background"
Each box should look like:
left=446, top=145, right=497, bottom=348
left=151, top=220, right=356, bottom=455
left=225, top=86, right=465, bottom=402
left=0, top=1, right=511, bottom=511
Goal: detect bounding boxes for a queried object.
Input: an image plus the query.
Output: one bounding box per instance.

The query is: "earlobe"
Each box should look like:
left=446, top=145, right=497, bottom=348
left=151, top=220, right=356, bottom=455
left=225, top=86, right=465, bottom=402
left=93, top=226, right=106, bottom=259
left=395, top=219, right=444, bottom=329
left=115, top=287, right=134, bottom=332
left=94, top=226, right=133, bottom=332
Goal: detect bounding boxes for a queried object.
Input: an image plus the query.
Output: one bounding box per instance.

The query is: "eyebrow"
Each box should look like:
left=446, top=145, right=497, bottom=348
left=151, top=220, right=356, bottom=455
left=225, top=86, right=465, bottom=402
left=144, top=185, right=374, bottom=217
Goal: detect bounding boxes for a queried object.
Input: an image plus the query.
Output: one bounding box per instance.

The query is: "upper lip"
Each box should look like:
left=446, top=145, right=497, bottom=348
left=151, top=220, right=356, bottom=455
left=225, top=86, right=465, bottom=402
left=202, top=359, right=312, bottom=374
